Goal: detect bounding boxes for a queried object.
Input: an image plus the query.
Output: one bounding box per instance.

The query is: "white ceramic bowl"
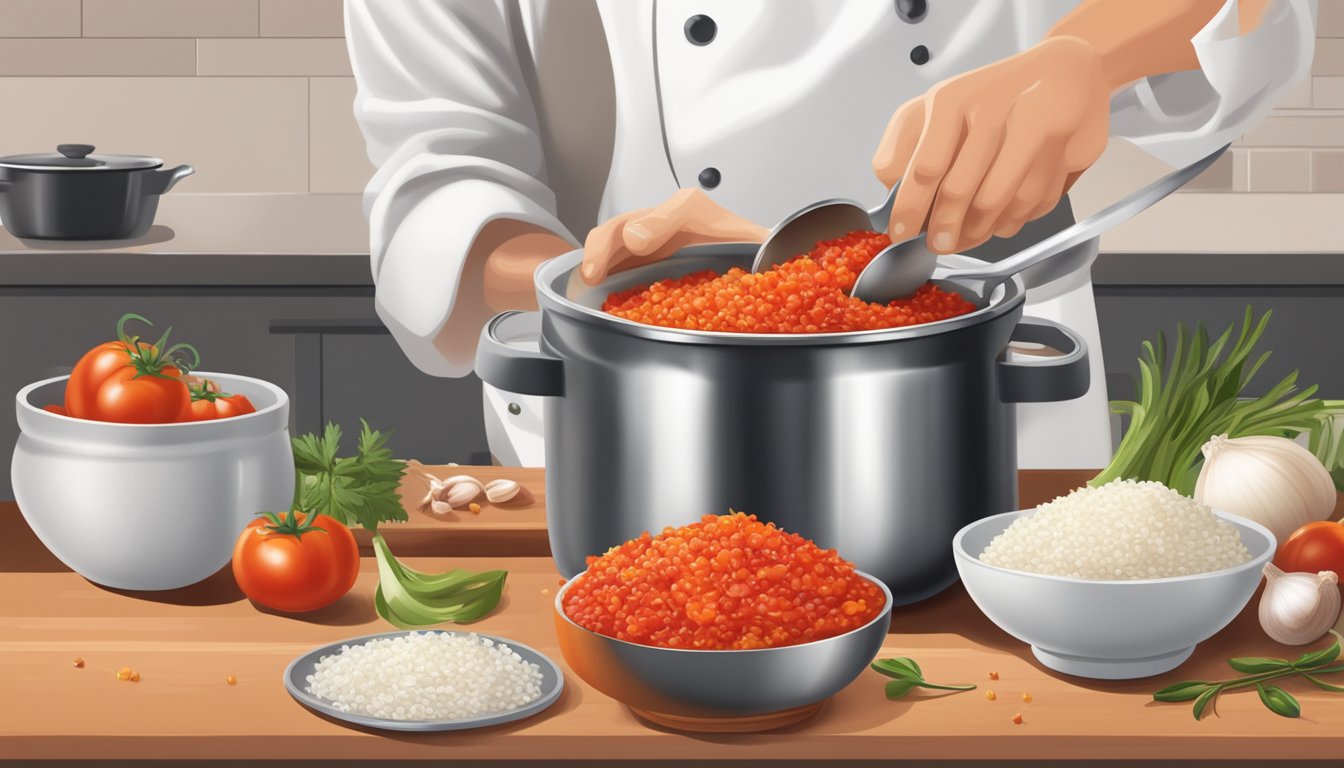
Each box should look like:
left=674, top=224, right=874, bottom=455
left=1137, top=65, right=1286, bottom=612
left=11, top=372, right=295, bottom=590
left=953, top=508, right=1274, bottom=680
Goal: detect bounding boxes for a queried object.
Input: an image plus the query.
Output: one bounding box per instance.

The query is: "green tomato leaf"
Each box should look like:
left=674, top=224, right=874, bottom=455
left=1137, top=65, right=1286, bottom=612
left=1256, top=684, right=1301, bottom=718
left=884, top=678, right=918, bottom=700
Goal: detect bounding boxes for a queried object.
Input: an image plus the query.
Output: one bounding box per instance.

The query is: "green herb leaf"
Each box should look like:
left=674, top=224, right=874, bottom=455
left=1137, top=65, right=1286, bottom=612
left=1302, top=673, right=1344, bottom=693
left=871, top=657, right=922, bottom=682
left=884, top=679, right=918, bottom=700
left=1091, top=308, right=1341, bottom=495
left=1228, top=657, right=1290, bottom=674
left=290, top=421, right=406, bottom=533
left=1291, top=634, right=1341, bottom=669
left=1256, top=684, right=1301, bottom=718
left=1153, top=681, right=1214, bottom=702
left=1192, top=685, right=1222, bottom=721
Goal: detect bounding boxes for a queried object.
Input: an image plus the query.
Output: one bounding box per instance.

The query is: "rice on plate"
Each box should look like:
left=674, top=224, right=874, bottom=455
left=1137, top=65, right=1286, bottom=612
left=304, top=632, right=543, bottom=721
left=979, top=479, right=1252, bottom=580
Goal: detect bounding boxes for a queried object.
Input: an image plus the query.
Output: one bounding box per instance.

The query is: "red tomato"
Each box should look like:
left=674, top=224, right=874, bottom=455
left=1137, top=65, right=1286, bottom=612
left=1275, top=521, right=1344, bottom=575
left=65, top=313, right=199, bottom=424
left=41, top=404, right=67, bottom=416
left=232, top=511, right=360, bottom=613
left=186, top=380, right=256, bottom=422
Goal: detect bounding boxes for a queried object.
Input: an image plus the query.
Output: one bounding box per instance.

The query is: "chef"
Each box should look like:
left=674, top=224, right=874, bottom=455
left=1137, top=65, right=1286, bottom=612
left=346, top=0, right=1315, bottom=468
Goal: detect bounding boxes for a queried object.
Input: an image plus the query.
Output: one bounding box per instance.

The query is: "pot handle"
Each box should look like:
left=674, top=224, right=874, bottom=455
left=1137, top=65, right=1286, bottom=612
left=998, top=316, right=1090, bottom=403
left=475, top=311, right=564, bottom=397
left=147, top=164, right=195, bottom=195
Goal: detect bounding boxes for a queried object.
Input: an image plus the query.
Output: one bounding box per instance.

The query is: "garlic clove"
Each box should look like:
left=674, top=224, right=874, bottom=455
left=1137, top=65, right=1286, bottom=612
left=484, top=478, right=521, bottom=504
left=428, top=500, right=454, bottom=516
left=1259, top=563, right=1342, bottom=645
left=446, top=482, right=482, bottom=508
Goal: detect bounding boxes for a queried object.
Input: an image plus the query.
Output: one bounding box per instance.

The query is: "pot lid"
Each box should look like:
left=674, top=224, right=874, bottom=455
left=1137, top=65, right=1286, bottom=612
left=0, top=144, right=163, bottom=171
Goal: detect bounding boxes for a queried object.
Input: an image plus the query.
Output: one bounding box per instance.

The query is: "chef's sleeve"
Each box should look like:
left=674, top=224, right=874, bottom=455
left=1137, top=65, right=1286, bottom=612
left=346, top=0, right=578, bottom=377
left=1108, top=0, right=1316, bottom=166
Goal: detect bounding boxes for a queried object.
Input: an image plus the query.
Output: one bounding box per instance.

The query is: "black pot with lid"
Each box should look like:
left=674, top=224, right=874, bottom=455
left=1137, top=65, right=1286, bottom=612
left=0, top=144, right=194, bottom=240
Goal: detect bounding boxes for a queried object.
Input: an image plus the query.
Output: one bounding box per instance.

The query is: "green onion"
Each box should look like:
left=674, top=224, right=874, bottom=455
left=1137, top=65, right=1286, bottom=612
left=1093, top=307, right=1344, bottom=495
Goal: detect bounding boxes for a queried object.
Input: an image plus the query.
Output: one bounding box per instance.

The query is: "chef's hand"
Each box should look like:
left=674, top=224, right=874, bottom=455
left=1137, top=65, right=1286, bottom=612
left=579, top=189, right=769, bottom=285
left=873, top=36, right=1111, bottom=255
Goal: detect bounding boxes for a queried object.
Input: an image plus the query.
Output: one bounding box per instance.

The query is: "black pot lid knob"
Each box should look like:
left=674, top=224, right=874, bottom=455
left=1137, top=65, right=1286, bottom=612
left=57, top=144, right=95, bottom=159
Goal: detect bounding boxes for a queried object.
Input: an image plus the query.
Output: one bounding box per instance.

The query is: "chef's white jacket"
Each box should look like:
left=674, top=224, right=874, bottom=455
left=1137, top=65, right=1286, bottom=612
left=345, top=0, right=1316, bottom=465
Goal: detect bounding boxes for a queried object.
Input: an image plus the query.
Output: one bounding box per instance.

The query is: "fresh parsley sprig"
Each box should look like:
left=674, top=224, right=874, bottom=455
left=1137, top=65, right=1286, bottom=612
left=291, top=419, right=407, bottom=533
left=1153, top=631, right=1344, bottom=720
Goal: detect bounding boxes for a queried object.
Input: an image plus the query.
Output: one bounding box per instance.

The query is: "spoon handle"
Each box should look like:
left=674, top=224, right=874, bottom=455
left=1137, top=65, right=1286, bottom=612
left=866, top=181, right=902, bottom=232
left=942, top=144, right=1229, bottom=286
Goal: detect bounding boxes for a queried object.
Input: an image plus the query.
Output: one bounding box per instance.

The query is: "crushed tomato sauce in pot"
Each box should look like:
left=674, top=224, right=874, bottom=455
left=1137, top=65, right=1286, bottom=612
left=562, top=512, right=886, bottom=650
left=602, top=230, right=976, bottom=333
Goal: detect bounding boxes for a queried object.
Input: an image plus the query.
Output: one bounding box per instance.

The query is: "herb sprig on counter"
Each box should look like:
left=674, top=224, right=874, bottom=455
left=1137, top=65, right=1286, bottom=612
left=289, top=421, right=507, bottom=628
left=292, top=420, right=407, bottom=532
left=872, top=657, right=976, bottom=699
left=1093, top=307, right=1344, bottom=495
left=1153, top=631, right=1344, bottom=720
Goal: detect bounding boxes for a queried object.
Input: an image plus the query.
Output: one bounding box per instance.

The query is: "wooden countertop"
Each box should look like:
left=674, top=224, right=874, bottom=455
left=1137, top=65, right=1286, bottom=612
left=3, top=468, right=1342, bottom=765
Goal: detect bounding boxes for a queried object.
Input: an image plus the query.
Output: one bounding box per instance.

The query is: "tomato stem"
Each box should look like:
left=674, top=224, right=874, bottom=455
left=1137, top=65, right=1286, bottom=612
left=258, top=510, right=326, bottom=539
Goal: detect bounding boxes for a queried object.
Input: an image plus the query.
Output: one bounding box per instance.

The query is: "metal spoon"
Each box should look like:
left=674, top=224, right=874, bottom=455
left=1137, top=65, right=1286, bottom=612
left=850, top=144, right=1229, bottom=304
left=750, top=183, right=909, bottom=275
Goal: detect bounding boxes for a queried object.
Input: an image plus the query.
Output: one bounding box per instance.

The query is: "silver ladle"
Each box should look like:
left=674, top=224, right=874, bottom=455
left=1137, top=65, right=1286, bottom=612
left=751, top=144, right=1228, bottom=304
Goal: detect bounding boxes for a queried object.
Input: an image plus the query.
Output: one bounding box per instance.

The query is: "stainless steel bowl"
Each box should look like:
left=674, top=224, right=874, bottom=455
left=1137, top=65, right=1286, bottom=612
left=552, top=569, right=893, bottom=732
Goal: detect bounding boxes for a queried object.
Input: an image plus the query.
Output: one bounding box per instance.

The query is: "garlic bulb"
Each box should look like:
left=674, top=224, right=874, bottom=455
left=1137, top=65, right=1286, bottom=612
left=1193, top=434, right=1335, bottom=545
left=1259, top=564, right=1341, bottom=645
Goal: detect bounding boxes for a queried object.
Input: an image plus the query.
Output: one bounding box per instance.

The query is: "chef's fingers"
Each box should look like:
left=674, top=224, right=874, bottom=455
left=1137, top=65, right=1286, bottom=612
left=580, top=212, right=640, bottom=284
left=623, top=189, right=697, bottom=258
left=961, top=130, right=1042, bottom=245
left=887, top=104, right=964, bottom=241
left=927, top=125, right=1004, bottom=254
left=1026, top=166, right=1074, bottom=223
left=993, top=156, right=1059, bottom=240
left=872, top=98, right=925, bottom=188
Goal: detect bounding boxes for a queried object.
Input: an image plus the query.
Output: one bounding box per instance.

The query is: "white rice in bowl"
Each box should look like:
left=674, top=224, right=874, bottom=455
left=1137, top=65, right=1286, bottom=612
left=304, top=632, right=544, bottom=721
left=979, top=479, right=1252, bottom=580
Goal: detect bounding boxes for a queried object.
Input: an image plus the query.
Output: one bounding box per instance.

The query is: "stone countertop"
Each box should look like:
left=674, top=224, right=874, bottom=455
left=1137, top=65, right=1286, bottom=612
left=0, top=192, right=1341, bottom=288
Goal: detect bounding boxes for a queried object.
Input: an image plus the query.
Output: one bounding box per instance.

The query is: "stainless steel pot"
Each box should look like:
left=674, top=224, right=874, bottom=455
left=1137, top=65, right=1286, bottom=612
left=0, top=144, right=193, bottom=240
left=476, top=244, right=1090, bottom=605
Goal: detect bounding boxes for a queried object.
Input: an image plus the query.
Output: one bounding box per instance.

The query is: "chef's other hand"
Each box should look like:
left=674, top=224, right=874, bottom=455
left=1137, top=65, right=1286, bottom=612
left=579, top=188, right=770, bottom=285
left=873, top=36, right=1110, bottom=255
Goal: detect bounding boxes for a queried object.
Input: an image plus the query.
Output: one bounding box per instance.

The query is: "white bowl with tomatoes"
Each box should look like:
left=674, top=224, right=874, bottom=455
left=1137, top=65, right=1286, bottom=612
left=12, top=370, right=295, bottom=591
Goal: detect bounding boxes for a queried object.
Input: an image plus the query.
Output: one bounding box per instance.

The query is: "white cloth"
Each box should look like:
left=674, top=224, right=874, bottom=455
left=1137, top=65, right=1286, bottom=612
left=347, top=0, right=1316, bottom=468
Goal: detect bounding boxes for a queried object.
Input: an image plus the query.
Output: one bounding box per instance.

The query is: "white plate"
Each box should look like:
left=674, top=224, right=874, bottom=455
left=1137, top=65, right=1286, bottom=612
left=283, top=630, right=564, bottom=732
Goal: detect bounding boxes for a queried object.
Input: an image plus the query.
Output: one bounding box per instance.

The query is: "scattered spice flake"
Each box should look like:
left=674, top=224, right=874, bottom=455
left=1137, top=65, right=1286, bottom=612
left=130, top=671, right=140, bottom=682
left=1012, top=713, right=1024, bottom=725
left=469, top=502, right=481, bottom=514
left=541, top=588, right=550, bottom=596
left=988, top=671, right=999, bottom=680
left=1022, top=692, right=1032, bottom=703
left=226, top=675, right=237, bottom=686
left=115, top=667, right=140, bottom=682
left=557, top=577, right=567, bottom=587
left=985, top=690, right=997, bottom=701
left=73, top=657, right=85, bottom=669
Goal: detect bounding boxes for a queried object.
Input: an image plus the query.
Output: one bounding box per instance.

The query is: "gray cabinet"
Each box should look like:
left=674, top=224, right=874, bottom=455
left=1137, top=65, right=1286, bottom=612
left=1, top=289, right=489, bottom=500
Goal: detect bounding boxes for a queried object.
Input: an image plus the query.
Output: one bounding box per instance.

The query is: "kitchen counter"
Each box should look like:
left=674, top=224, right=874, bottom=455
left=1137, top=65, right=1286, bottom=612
left=3, top=468, right=1343, bottom=766
left=0, top=192, right=1342, bottom=289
